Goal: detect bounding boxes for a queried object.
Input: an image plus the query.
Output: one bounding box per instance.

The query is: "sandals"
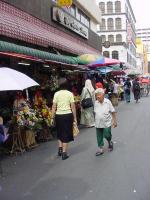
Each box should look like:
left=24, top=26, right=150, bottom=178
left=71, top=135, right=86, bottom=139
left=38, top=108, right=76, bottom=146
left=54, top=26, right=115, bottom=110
left=108, top=141, right=113, bottom=151
left=95, top=151, right=104, bottom=156
left=58, top=147, right=63, bottom=156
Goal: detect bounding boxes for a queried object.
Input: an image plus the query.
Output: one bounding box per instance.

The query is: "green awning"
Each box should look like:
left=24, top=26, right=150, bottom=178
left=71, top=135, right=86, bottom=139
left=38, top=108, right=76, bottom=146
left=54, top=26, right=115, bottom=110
left=0, top=40, right=77, bottom=64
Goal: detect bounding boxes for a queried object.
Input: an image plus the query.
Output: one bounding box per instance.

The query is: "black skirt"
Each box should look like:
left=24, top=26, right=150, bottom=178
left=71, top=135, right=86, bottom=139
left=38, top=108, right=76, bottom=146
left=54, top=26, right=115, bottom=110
left=55, top=113, right=74, bottom=143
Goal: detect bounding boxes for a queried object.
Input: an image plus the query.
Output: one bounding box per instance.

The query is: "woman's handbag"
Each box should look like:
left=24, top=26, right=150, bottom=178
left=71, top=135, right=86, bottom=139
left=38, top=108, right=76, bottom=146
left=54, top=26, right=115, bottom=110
left=50, top=118, right=56, bottom=128
left=81, top=89, right=93, bottom=109
left=73, top=123, right=79, bottom=137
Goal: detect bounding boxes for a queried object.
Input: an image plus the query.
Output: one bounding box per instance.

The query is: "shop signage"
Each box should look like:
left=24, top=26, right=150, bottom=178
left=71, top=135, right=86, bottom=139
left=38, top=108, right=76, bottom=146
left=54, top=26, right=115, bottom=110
left=57, top=0, right=73, bottom=7
left=127, top=23, right=132, bottom=43
left=52, top=7, right=89, bottom=39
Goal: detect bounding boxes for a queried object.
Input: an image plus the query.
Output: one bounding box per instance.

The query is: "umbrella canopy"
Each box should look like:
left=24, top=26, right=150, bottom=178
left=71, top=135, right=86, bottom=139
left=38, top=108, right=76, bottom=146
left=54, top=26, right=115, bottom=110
left=78, top=54, right=101, bottom=65
left=88, top=57, right=121, bottom=67
left=0, top=67, right=39, bottom=91
left=128, top=71, right=140, bottom=76
left=97, top=67, right=113, bottom=74
left=142, top=73, right=150, bottom=77
left=109, top=65, right=125, bottom=76
left=141, top=78, right=150, bottom=84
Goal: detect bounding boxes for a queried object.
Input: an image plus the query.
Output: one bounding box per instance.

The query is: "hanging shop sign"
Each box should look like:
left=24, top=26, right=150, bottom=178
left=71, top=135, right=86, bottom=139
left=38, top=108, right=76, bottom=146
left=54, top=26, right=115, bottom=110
left=57, top=0, right=73, bottom=7
left=52, top=7, right=89, bottom=39
left=127, top=23, right=132, bottom=43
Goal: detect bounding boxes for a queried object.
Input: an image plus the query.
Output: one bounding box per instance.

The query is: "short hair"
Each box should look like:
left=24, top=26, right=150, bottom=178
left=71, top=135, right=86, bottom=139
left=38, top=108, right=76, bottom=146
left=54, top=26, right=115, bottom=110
left=59, top=78, right=67, bottom=90
left=95, top=88, right=105, bottom=95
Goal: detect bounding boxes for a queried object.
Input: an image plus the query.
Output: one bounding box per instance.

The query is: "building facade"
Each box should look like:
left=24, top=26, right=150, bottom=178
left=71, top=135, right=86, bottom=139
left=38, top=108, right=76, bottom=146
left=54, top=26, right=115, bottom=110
left=97, top=0, right=136, bottom=69
left=136, top=38, right=145, bottom=74
left=76, top=0, right=101, bottom=33
left=136, top=28, right=150, bottom=61
left=0, top=0, right=102, bottom=64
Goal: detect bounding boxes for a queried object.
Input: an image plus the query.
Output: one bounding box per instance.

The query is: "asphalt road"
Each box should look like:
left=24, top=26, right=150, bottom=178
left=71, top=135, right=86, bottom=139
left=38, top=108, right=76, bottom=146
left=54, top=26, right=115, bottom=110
left=1, top=96, right=150, bottom=200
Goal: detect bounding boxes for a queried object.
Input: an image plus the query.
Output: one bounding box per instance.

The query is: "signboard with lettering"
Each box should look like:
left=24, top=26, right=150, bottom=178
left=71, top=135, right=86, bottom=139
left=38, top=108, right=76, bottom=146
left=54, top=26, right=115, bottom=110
left=52, top=7, right=89, bottom=39
left=127, top=23, right=132, bottom=43
left=57, top=0, right=73, bottom=7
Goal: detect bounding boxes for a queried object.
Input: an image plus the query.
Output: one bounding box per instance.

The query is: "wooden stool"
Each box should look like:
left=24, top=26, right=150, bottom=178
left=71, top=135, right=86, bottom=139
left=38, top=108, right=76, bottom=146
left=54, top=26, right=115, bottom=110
left=25, top=129, right=38, bottom=149
left=10, top=126, right=25, bottom=155
left=37, top=124, right=53, bottom=142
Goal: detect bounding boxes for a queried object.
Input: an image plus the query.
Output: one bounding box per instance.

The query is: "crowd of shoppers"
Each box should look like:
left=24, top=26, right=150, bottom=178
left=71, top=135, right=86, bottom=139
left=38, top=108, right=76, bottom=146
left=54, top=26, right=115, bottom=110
left=51, top=75, right=144, bottom=160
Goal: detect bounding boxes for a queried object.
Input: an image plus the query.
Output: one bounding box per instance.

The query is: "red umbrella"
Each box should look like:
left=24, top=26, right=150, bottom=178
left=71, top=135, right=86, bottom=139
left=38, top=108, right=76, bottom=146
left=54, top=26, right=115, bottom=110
left=141, top=79, right=150, bottom=84
left=111, top=70, right=126, bottom=76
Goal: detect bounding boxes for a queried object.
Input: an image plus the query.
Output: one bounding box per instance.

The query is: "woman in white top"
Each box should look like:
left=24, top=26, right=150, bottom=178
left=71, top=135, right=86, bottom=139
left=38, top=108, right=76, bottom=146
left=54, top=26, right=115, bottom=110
left=80, top=79, right=95, bottom=127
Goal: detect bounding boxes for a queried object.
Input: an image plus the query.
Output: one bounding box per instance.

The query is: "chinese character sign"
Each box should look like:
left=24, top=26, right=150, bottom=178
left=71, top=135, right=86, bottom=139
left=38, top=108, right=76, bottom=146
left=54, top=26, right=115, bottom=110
left=127, top=23, right=132, bottom=43
left=57, top=0, right=73, bottom=7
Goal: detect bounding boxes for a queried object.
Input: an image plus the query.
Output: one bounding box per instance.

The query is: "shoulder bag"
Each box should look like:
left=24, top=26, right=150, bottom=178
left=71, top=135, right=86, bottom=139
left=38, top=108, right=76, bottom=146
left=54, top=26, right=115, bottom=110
left=81, top=89, right=93, bottom=109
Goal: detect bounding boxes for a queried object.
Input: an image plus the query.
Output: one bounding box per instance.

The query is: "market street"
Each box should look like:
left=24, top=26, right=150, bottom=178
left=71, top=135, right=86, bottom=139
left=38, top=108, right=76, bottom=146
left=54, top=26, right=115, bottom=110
left=1, top=96, right=150, bottom=200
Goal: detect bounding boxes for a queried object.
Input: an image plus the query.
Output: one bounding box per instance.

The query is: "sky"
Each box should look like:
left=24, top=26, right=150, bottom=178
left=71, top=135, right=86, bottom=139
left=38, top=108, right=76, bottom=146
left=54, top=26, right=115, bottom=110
left=130, top=0, right=150, bottom=28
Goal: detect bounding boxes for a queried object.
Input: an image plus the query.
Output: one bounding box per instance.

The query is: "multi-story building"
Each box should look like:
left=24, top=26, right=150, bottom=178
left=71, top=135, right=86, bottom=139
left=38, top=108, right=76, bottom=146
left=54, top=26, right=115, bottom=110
left=136, top=28, right=150, bottom=61
left=97, top=0, right=136, bottom=69
left=136, top=38, right=148, bottom=74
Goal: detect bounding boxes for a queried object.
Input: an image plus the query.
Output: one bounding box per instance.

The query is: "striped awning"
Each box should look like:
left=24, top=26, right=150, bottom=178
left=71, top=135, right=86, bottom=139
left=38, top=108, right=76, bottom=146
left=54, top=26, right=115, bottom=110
left=0, top=40, right=77, bottom=64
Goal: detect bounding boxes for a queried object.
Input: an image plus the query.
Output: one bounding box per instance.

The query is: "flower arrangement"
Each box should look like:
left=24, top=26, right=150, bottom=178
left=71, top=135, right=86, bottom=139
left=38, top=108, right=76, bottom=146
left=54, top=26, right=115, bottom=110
left=34, top=100, right=52, bottom=127
left=41, top=105, right=52, bottom=127
left=16, top=105, right=38, bottom=130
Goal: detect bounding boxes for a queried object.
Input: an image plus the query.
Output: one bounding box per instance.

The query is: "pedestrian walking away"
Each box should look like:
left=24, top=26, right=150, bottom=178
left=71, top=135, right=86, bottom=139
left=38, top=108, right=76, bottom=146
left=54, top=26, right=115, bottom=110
left=80, top=79, right=95, bottom=128
left=132, top=78, right=141, bottom=103
left=124, top=78, right=131, bottom=103
left=51, top=78, right=77, bottom=160
left=94, top=88, right=117, bottom=156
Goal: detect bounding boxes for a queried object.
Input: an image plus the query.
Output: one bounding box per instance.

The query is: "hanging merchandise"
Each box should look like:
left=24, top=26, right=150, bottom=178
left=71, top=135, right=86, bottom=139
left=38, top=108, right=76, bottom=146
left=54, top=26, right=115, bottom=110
left=50, top=75, right=59, bottom=91
left=34, top=90, right=43, bottom=107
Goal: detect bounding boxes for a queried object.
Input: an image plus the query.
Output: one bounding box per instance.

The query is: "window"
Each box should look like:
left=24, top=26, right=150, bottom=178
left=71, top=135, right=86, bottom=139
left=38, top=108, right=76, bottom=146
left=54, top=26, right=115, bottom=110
left=70, top=5, right=76, bottom=16
left=86, top=17, right=90, bottom=28
left=112, top=51, right=119, bottom=59
left=100, top=19, right=106, bottom=31
left=81, top=13, right=85, bottom=24
left=99, top=2, right=105, bottom=14
left=101, top=35, right=106, bottom=43
left=107, top=18, right=114, bottom=30
left=76, top=8, right=81, bottom=21
left=64, top=7, right=90, bottom=27
left=107, top=2, right=113, bottom=14
left=116, top=34, right=122, bottom=42
left=64, top=5, right=76, bottom=17
left=115, top=1, right=121, bottom=13
left=103, top=51, right=110, bottom=58
left=115, top=18, right=122, bottom=30
left=80, top=11, right=90, bottom=28
left=108, top=35, right=114, bottom=43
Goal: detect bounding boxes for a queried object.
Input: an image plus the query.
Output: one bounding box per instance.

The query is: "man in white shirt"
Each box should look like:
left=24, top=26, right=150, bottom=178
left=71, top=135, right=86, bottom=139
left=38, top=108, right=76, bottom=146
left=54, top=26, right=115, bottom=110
left=94, top=88, right=117, bottom=156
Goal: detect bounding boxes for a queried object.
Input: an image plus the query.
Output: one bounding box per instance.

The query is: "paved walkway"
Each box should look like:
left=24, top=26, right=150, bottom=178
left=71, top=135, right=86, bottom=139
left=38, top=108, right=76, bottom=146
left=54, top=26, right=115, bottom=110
left=1, top=96, right=150, bottom=200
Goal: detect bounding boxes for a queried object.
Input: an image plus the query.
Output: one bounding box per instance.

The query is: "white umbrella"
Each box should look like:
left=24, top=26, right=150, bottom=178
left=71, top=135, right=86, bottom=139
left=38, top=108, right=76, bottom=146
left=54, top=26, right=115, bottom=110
left=0, top=67, right=39, bottom=91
